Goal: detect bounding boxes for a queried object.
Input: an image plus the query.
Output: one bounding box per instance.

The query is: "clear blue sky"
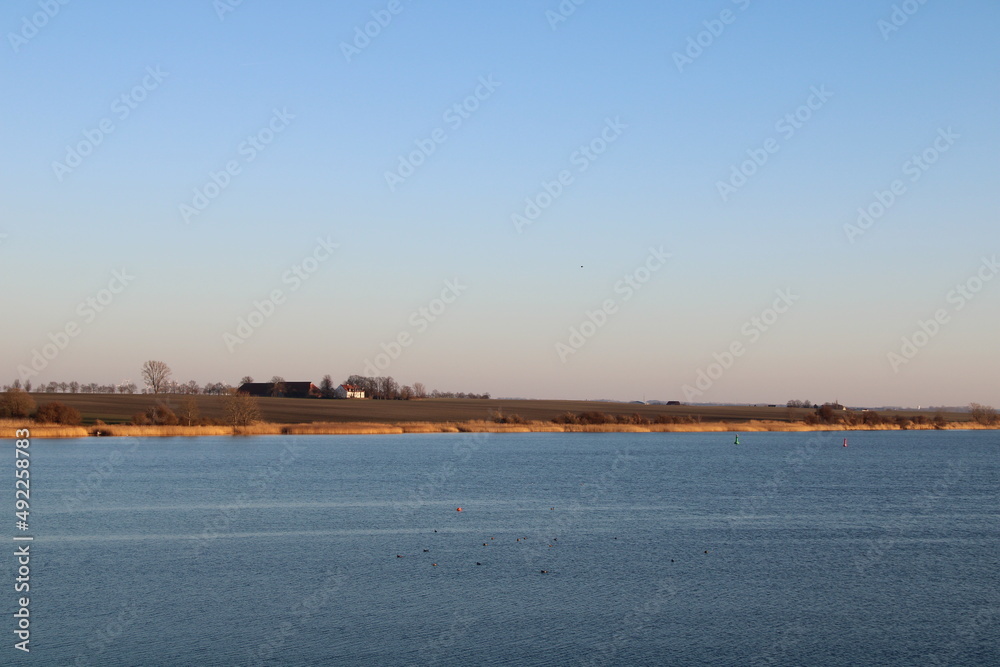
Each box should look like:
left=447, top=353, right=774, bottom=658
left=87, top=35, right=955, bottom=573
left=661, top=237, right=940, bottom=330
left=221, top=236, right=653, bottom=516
left=2, top=0, right=998, bottom=407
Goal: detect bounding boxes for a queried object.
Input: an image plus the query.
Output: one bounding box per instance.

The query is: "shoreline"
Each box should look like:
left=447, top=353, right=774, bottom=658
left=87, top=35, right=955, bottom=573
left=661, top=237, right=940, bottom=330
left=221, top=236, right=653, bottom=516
left=5, top=419, right=996, bottom=439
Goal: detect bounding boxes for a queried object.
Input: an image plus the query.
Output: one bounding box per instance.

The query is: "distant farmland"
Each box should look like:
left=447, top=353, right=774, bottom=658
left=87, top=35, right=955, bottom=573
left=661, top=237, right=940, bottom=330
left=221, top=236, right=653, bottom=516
left=19, top=394, right=969, bottom=426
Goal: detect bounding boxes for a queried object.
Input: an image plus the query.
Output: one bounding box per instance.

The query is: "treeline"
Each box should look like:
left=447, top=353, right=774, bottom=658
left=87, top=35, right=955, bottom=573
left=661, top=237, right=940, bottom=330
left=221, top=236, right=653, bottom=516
left=804, top=402, right=996, bottom=428
left=339, top=375, right=489, bottom=400
left=1, top=378, right=232, bottom=395
left=804, top=403, right=941, bottom=429
left=0, top=386, right=261, bottom=429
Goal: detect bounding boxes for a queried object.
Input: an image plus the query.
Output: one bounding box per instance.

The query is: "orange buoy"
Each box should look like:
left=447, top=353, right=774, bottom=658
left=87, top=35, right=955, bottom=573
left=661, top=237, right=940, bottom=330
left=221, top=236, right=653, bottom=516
left=456, top=507, right=463, bottom=512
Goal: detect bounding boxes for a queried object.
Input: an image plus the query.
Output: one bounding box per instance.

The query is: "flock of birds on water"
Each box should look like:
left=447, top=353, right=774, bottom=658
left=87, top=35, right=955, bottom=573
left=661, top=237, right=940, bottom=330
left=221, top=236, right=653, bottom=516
left=390, top=434, right=846, bottom=572
left=392, top=506, right=713, bottom=573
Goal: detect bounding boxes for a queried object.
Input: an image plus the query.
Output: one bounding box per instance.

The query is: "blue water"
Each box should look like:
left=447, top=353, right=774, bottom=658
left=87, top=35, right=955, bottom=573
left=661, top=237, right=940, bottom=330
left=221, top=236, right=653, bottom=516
left=8, top=430, right=999, bottom=665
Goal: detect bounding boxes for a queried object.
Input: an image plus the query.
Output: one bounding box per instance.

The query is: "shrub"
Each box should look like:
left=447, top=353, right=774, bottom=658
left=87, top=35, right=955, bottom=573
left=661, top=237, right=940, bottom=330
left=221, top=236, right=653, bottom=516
left=150, top=405, right=179, bottom=426
left=577, top=411, right=610, bottom=425
left=0, top=389, right=36, bottom=419
left=132, top=405, right=179, bottom=426
left=552, top=412, right=579, bottom=425
left=862, top=411, right=883, bottom=426
left=492, top=412, right=525, bottom=424
left=816, top=404, right=839, bottom=424
left=35, top=402, right=82, bottom=425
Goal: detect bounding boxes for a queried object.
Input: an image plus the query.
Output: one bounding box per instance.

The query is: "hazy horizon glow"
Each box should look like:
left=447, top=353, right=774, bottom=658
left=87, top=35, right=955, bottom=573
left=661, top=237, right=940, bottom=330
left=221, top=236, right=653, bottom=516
left=2, top=1, right=998, bottom=408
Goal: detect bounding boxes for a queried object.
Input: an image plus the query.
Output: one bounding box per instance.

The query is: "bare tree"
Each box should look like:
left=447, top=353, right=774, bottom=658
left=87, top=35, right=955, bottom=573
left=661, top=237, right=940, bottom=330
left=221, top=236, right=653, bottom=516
left=345, top=375, right=375, bottom=398
left=320, top=374, right=334, bottom=398
left=816, top=404, right=838, bottom=424
left=240, top=375, right=254, bottom=386
left=141, top=361, right=172, bottom=393
left=970, top=403, right=998, bottom=426
left=69, top=381, right=79, bottom=394
left=413, top=382, right=427, bottom=399
left=179, top=396, right=200, bottom=426
left=372, top=376, right=399, bottom=400
left=269, top=376, right=286, bottom=397
left=224, top=392, right=261, bottom=427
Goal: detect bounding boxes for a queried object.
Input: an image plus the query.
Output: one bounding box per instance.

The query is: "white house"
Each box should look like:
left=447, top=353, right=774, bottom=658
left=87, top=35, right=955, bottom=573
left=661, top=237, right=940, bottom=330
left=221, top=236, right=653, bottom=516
left=334, top=383, right=365, bottom=399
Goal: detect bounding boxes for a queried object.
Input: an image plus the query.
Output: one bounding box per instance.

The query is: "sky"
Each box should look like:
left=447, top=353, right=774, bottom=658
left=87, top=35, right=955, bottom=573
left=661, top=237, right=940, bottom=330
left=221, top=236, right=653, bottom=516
left=2, top=0, right=998, bottom=407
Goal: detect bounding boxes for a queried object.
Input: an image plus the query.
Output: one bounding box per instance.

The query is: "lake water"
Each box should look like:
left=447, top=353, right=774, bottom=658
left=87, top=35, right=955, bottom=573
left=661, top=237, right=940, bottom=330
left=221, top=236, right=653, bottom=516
left=12, top=430, right=1000, bottom=665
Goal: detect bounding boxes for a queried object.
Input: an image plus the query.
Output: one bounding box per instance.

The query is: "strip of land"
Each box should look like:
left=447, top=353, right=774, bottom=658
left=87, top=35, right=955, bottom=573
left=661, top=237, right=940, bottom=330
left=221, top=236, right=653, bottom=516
left=2, top=395, right=990, bottom=439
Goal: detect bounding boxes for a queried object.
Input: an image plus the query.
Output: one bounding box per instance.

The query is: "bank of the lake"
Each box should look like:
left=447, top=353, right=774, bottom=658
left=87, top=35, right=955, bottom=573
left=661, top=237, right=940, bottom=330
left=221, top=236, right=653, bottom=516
left=5, top=418, right=996, bottom=439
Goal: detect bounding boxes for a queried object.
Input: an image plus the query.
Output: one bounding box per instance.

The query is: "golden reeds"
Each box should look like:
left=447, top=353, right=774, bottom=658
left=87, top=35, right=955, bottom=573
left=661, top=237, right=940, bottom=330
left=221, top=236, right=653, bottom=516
left=1, top=425, right=90, bottom=439
left=282, top=422, right=405, bottom=435
left=0, top=418, right=993, bottom=440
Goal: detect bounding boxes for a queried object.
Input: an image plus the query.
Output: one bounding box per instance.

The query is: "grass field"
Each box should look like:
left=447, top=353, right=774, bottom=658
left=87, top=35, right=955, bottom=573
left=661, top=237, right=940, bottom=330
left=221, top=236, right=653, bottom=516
left=9, top=393, right=974, bottom=428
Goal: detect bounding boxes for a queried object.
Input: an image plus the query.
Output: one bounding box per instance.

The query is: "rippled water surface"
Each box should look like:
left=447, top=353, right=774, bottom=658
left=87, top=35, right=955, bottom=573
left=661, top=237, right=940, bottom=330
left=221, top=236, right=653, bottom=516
left=14, top=430, right=1000, bottom=665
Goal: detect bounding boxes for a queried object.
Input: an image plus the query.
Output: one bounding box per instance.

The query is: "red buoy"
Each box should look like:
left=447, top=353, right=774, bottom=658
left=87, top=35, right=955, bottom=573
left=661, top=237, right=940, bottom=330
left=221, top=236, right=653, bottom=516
left=456, top=507, right=463, bottom=512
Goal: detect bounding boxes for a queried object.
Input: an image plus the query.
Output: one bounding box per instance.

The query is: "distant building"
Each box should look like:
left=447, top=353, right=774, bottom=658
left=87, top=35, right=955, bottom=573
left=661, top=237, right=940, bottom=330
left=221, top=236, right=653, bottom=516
left=666, top=400, right=682, bottom=406
left=334, top=384, right=365, bottom=399
left=237, top=382, right=321, bottom=398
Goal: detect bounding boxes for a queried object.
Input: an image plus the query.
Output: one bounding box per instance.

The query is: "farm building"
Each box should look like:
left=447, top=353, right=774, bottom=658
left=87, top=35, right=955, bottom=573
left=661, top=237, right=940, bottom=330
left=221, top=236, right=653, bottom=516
left=334, top=384, right=365, bottom=399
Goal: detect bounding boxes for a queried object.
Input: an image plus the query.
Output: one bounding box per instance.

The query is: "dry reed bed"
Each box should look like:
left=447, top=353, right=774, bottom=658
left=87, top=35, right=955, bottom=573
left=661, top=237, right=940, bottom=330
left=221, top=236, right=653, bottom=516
left=454, top=420, right=565, bottom=433
left=396, top=422, right=461, bottom=434
left=1, top=419, right=994, bottom=439
left=283, top=422, right=405, bottom=435
left=90, top=424, right=286, bottom=437
left=2, top=425, right=90, bottom=439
